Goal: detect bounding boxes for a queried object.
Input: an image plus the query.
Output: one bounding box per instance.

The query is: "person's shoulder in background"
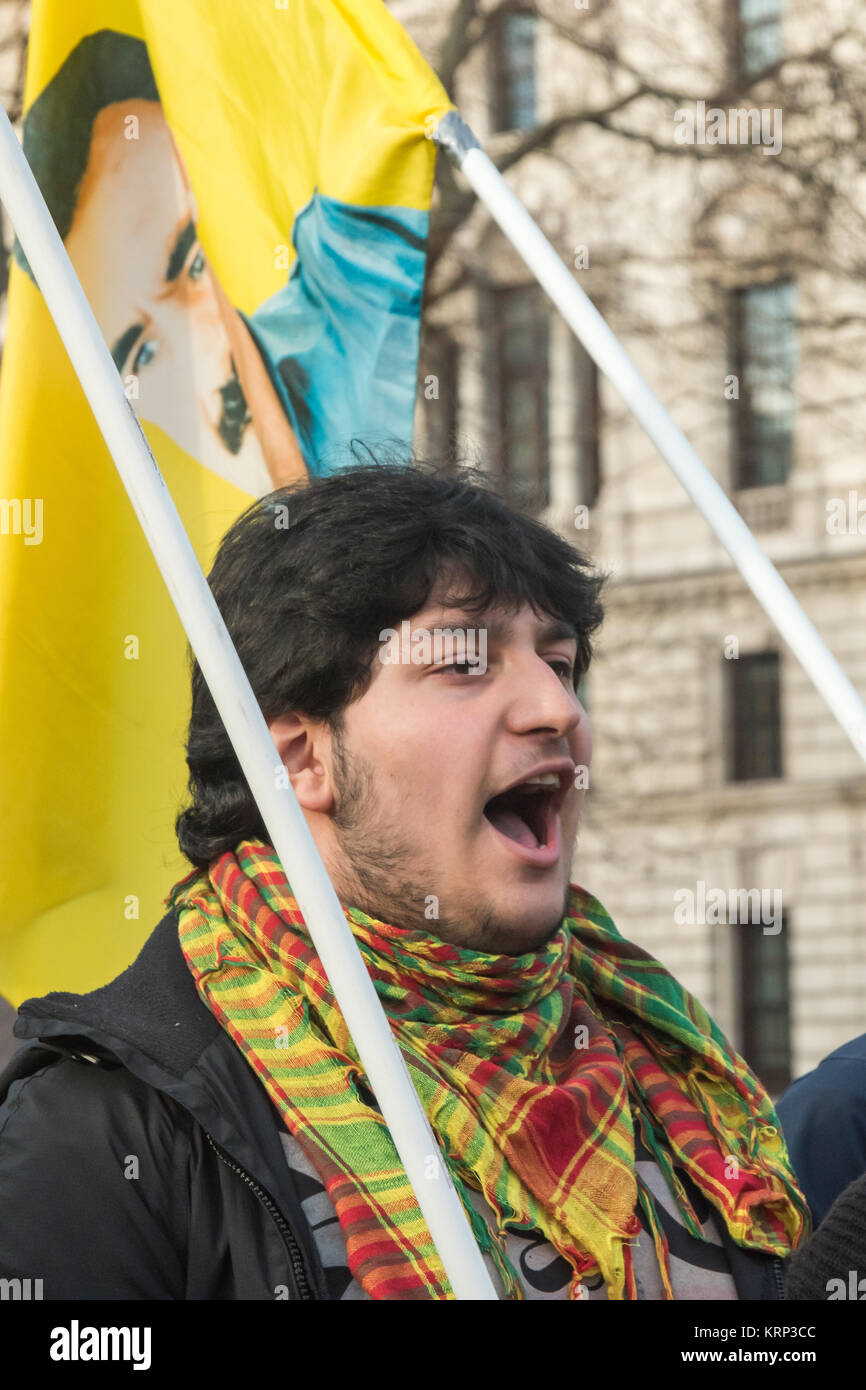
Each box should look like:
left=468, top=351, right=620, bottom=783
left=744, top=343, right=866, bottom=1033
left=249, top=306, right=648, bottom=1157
left=783, top=1168, right=866, bottom=1300
left=776, top=1032, right=866, bottom=1227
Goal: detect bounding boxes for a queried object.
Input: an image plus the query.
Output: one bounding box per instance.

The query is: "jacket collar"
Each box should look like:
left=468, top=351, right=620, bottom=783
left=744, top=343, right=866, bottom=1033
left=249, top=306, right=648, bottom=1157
left=14, top=909, right=221, bottom=1073
left=12, top=909, right=329, bottom=1296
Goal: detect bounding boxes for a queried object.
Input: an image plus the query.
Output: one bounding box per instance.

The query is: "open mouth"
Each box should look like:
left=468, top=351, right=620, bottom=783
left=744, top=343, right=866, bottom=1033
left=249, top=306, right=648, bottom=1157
left=484, top=782, right=555, bottom=850
left=482, top=768, right=571, bottom=863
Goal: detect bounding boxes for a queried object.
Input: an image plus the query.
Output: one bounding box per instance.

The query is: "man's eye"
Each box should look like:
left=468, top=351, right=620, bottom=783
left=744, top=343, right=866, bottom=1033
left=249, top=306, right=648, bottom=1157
left=133, top=338, right=158, bottom=372
left=188, top=248, right=206, bottom=280
left=549, top=660, right=575, bottom=680
left=439, top=662, right=481, bottom=676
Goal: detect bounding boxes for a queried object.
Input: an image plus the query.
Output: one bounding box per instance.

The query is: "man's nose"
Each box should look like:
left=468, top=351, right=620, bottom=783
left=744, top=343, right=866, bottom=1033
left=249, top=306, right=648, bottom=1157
left=505, top=656, right=583, bottom=738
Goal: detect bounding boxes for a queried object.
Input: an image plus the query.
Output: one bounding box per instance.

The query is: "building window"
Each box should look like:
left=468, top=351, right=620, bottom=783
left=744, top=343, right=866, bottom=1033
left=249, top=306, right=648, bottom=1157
left=735, top=0, right=784, bottom=80
left=738, top=911, right=791, bottom=1096
left=730, top=280, right=796, bottom=489
left=489, top=283, right=549, bottom=510
left=489, top=10, right=537, bottom=133
left=725, top=651, right=782, bottom=781
left=574, top=339, right=600, bottom=509
left=421, top=329, right=459, bottom=462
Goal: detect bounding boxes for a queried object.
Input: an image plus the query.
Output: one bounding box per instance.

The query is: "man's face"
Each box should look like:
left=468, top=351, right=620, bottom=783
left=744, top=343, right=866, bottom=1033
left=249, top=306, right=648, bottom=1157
left=64, top=99, right=273, bottom=494
left=315, top=597, right=592, bottom=956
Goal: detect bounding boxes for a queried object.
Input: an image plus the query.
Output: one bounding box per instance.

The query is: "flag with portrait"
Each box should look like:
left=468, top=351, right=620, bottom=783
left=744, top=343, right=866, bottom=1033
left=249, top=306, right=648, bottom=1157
left=0, top=0, right=453, bottom=1001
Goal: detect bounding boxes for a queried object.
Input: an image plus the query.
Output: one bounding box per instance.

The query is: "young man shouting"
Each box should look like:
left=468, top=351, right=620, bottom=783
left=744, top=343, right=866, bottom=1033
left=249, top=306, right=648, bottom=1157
left=0, top=462, right=809, bottom=1300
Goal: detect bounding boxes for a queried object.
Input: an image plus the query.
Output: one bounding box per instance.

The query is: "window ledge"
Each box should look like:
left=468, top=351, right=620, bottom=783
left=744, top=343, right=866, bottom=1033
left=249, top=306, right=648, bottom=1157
left=734, top=484, right=792, bottom=532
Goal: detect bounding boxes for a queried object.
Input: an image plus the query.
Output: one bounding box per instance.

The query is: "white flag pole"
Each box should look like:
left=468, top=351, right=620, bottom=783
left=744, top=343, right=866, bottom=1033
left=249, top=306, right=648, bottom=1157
left=0, top=104, right=498, bottom=1300
left=434, top=111, right=866, bottom=768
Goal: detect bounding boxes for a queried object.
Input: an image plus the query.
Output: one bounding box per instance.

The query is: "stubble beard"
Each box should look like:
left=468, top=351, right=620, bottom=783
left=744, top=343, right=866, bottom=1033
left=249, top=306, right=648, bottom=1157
left=327, top=724, right=573, bottom=953
left=328, top=722, right=459, bottom=937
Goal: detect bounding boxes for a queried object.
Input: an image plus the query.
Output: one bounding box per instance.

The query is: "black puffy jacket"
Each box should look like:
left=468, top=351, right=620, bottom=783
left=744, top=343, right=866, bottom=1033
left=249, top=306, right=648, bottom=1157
left=0, top=908, right=791, bottom=1300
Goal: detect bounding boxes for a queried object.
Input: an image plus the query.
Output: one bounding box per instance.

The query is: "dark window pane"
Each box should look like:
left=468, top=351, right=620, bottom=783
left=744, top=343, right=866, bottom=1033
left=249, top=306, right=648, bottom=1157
left=421, top=331, right=459, bottom=462
left=731, top=280, right=796, bottom=489
left=739, top=915, right=791, bottom=1094
left=574, top=340, right=600, bottom=508
left=726, top=650, right=782, bottom=780
left=489, top=284, right=549, bottom=510
left=738, top=0, right=783, bottom=78
left=491, top=12, right=537, bottom=133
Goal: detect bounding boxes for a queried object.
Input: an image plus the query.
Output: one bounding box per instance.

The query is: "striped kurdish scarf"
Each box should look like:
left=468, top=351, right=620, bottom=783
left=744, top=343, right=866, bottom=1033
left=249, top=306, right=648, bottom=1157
left=168, top=838, right=810, bottom=1300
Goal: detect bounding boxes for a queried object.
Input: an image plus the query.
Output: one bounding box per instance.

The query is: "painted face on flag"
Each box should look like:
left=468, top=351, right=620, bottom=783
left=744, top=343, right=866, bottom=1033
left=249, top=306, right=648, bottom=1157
left=17, top=28, right=434, bottom=500
left=16, top=38, right=306, bottom=497
left=63, top=98, right=289, bottom=494
left=275, top=599, right=592, bottom=955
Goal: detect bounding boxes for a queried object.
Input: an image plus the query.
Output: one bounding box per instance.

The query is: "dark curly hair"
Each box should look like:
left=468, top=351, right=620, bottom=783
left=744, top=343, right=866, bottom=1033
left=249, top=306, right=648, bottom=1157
left=175, top=448, right=607, bottom=868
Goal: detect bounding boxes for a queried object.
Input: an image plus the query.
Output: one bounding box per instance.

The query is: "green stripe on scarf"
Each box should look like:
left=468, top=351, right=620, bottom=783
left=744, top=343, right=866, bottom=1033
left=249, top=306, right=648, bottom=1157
left=168, top=839, right=810, bottom=1300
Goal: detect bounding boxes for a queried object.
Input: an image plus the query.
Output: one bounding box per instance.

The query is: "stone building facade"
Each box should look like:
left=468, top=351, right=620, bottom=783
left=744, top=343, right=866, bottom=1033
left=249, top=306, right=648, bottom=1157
left=395, top=0, right=866, bottom=1092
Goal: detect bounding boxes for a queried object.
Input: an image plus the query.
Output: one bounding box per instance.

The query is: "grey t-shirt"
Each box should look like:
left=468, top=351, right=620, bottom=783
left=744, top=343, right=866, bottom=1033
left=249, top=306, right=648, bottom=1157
left=278, top=1127, right=739, bottom=1300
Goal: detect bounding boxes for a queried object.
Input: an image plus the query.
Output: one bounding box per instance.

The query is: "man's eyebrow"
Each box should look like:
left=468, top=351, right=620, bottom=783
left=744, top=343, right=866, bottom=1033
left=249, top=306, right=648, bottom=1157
left=533, top=618, right=579, bottom=645
left=433, top=610, right=578, bottom=646
left=165, top=219, right=197, bottom=282
left=111, top=323, right=145, bottom=372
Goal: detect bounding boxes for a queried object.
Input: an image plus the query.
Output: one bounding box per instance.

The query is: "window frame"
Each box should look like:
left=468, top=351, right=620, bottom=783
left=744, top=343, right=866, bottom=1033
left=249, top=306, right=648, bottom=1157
left=488, top=8, right=538, bottom=134
left=487, top=280, right=551, bottom=511
left=737, top=909, right=792, bottom=1097
left=573, top=337, right=601, bottom=510
left=729, top=279, right=796, bottom=491
left=728, top=0, right=784, bottom=82
left=724, top=649, right=783, bottom=782
left=421, top=327, right=460, bottom=464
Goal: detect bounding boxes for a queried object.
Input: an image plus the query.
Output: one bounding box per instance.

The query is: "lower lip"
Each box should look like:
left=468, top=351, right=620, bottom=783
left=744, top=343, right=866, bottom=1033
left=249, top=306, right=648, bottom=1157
left=483, top=804, right=562, bottom=868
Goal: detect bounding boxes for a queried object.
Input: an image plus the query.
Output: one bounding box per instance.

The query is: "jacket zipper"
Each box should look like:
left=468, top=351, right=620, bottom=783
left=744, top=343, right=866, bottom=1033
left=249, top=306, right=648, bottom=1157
left=772, top=1256, right=786, bottom=1299
left=204, top=1131, right=315, bottom=1300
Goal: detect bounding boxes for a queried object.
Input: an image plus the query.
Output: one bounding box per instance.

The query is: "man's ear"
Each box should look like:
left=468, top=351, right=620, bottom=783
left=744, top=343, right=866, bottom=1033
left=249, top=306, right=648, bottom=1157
left=267, top=712, right=334, bottom=813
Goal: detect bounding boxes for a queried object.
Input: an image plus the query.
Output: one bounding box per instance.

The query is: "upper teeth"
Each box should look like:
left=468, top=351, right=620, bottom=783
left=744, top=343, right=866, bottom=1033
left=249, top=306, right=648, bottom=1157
left=522, top=773, right=559, bottom=788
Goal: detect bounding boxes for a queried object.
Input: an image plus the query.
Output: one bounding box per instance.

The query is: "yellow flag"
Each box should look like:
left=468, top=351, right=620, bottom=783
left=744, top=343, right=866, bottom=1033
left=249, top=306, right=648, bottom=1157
left=0, top=0, right=453, bottom=1003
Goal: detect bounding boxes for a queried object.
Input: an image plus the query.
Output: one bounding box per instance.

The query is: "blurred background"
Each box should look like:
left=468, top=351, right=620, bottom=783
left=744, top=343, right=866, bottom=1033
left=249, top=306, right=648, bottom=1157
left=1, top=0, right=865, bottom=1098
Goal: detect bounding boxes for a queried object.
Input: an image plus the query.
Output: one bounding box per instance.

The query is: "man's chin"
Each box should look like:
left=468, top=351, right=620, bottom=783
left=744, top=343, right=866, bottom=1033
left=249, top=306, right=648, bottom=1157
left=467, top=877, right=571, bottom=956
